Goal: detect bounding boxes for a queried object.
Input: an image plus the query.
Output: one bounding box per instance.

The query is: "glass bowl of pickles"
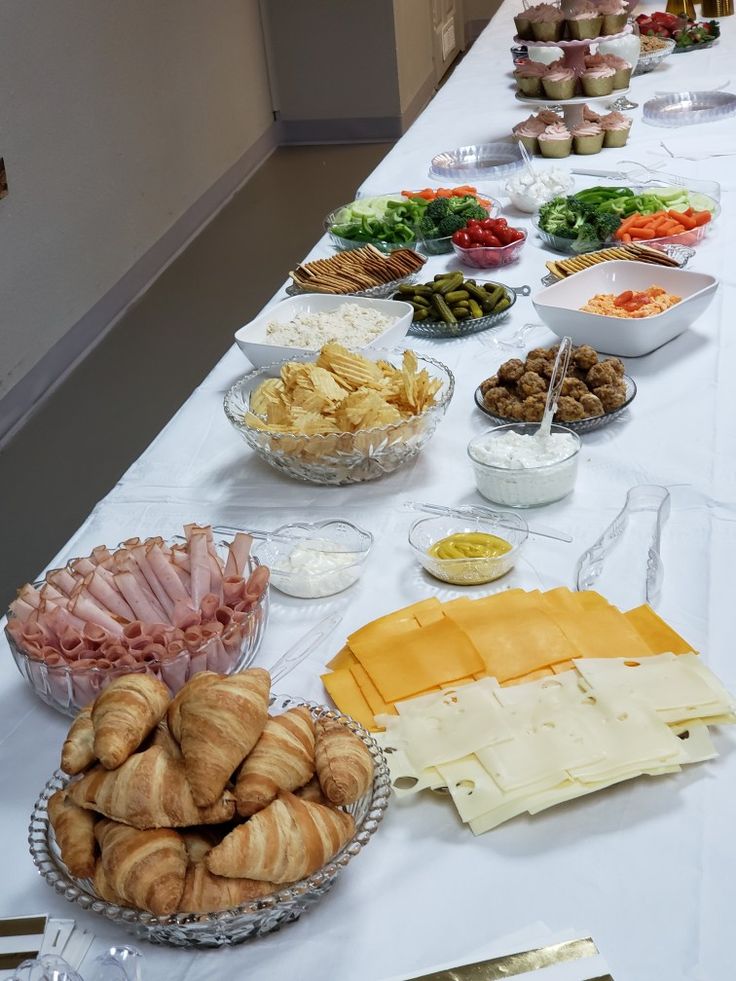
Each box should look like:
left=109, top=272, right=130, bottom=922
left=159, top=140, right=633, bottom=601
left=408, top=513, right=528, bottom=586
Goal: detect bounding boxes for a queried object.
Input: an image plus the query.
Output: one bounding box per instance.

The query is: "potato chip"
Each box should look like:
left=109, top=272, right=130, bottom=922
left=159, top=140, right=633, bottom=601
left=335, top=389, right=402, bottom=432
left=250, top=378, right=286, bottom=417
left=317, top=343, right=385, bottom=391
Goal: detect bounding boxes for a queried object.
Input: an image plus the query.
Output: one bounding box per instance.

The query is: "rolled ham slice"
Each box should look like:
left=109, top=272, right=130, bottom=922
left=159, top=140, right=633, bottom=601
left=9, top=597, right=37, bottom=623
left=99, top=642, right=128, bottom=663
left=129, top=544, right=175, bottom=619
left=114, top=572, right=165, bottom=624
left=172, top=600, right=200, bottom=630
left=91, top=545, right=113, bottom=566
left=69, top=593, right=123, bottom=637
left=82, top=622, right=109, bottom=650
left=188, top=530, right=211, bottom=610
left=222, top=577, right=245, bottom=606
left=47, top=567, right=81, bottom=597
left=199, top=593, right=219, bottom=622
left=205, top=635, right=230, bottom=673
left=72, top=557, right=96, bottom=577
left=147, top=543, right=191, bottom=606
left=245, top=566, right=270, bottom=602
left=160, top=642, right=189, bottom=691
left=59, top=626, right=86, bottom=661
left=18, top=583, right=43, bottom=609
left=225, top=533, right=253, bottom=578
left=114, top=554, right=168, bottom=621
left=215, top=606, right=234, bottom=629
left=87, top=569, right=136, bottom=621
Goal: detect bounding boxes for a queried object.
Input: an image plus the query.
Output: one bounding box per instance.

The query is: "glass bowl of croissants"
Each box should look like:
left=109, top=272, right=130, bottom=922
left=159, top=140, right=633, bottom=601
left=6, top=526, right=270, bottom=717
left=29, top=669, right=390, bottom=946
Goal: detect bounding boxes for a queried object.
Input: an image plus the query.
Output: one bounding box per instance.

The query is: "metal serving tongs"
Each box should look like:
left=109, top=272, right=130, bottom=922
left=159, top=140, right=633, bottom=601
left=404, top=502, right=572, bottom=543
left=212, top=524, right=354, bottom=555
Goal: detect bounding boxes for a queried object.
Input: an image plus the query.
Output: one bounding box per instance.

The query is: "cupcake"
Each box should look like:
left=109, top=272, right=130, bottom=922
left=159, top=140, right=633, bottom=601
left=514, top=10, right=534, bottom=39
left=527, top=3, right=565, bottom=42
left=542, top=64, right=577, bottom=101
left=573, top=121, right=605, bottom=154
left=581, top=64, right=616, bottom=97
left=514, top=60, right=548, bottom=97
left=597, top=0, right=628, bottom=36
left=538, top=121, right=573, bottom=158
left=582, top=103, right=602, bottom=122
left=599, top=111, right=632, bottom=148
left=602, top=53, right=632, bottom=89
left=565, top=0, right=603, bottom=40
left=512, top=115, right=547, bottom=154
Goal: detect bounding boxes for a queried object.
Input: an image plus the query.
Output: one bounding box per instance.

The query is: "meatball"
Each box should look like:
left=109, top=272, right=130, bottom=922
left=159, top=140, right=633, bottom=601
left=524, top=357, right=548, bottom=376
left=520, top=393, right=547, bottom=422
left=561, top=377, right=589, bottom=400
left=498, top=358, right=525, bottom=383
left=484, top=386, right=514, bottom=414
left=586, top=361, right=621, bottom=389
left=504, top=398, right=526, bottom=420
left=573, top=344, right=598, bottom=371
left=479, top=374, right=499, bottom=395
left=593, top=383, right=627, bottom=413
left=568, top=365, right=588, bottom=382
left=528, top=347, right=554, bottom=361
left=517, top=371, right=547, bottom=398
left=580, top=393, right=604, bottom=417
left=555, top=396, right=586, bottom=421
left=604, top=357, right=625, bottom=378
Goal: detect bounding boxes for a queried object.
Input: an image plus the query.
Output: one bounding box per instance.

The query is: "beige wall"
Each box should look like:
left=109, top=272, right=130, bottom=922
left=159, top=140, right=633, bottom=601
left=0, top=0, right=275, bottom=402
left=393, top=0, right=436, bottom=113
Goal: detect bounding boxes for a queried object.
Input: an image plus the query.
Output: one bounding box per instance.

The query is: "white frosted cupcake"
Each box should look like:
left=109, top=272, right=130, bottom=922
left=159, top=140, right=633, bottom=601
left=566, top=0, right=603, bottom=39
left=528, top=3, right=565, bottom=41
left=599, top=111, right=632, bottom=148
left=573, top=121, right=605, bottom=154
left=538, top=121, right=573, bottom=158
left=581, top=64, right=616, bottom=97
left=512, top=115, right=547, bottom=154
left=514, top=60, right=548, bottom=97
left=542, top=65, right=577, bottom=101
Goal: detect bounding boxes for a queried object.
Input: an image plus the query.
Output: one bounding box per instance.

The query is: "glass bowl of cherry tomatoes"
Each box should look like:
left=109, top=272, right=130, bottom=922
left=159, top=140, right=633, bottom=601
left=451, top=218, right=527, bottom=268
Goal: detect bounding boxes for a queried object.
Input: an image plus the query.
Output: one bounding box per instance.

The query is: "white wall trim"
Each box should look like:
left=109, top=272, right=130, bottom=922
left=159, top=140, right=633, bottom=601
left=0, top=122, right=280, bottom=447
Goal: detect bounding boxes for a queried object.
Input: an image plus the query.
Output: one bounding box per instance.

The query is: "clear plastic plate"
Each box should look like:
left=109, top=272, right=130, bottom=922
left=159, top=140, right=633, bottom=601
left=429, top=142, right=524, bottom=182
left=643, top=90, right=736, bottom=127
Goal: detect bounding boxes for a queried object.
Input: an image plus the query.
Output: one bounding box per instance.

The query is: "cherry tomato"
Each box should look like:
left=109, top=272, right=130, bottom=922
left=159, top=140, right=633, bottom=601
left=481, top=231, right=501, bottom=247
left=494, top=217, right=508, bottom=228
left=453, top=230, right=472, bottom=248
left=480, top=218, right=496, bottom=230
left=466, top=219, right=483, bottom=230
left=469, top=226, right=486, bottom=244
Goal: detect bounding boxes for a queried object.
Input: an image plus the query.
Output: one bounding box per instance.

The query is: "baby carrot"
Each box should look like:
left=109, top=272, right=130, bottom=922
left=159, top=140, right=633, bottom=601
left=669, top=210, right=696, bottom=229
left=693, top=210, right=712, bottom=226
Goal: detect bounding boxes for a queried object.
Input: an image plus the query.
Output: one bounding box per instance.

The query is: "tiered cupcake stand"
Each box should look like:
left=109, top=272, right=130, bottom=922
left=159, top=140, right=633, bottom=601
left=514, top=26, right=632, bottom=128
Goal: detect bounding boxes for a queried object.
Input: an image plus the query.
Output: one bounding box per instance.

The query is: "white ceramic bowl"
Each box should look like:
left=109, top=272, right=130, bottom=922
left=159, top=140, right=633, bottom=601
left=234, top=295, right=413, bottom=369
left=532, top=261, right=718, bottom=357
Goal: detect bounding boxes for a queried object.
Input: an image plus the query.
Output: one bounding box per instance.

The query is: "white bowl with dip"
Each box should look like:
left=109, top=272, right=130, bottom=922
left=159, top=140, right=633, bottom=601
left=532, top=261, right=718, bottom=357
left=253, top=519, right=373, bottom=598
left=468, top=423, right=581, bottom=508
left=235, top=294, right=413, bottom=369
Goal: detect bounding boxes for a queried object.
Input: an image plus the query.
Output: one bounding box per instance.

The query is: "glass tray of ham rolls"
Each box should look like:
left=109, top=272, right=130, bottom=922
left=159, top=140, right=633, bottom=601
left=4, top=525, right=270, bottom=716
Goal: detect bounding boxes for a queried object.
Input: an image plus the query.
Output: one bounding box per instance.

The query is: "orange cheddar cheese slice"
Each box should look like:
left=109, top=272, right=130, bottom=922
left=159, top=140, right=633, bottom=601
left=360, top=616, right=485, bottom=702
left=541, top=589, right=652, bottom=660
left=504, top=667, right=555, bottom=686
left=321, top=668, right=375, bottom=730
left=326, top=644, right=358, bottom=671
left=624, top=604, right=695, bottom=655
left=350, top=663, right=397, bottom=718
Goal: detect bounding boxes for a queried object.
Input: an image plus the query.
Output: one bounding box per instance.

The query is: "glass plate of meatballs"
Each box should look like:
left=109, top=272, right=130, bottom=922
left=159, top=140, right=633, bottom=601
left=475, top=344, right=637, bottom=434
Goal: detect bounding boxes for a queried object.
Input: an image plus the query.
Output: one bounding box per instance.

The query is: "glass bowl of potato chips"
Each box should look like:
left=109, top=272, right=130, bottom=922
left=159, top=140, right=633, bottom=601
left=223, top=344, right=455, bottom=485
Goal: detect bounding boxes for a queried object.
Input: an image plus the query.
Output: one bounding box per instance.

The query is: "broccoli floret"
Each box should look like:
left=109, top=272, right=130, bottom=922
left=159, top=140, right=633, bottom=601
left=437, top=214, right=467, bottom=237
left=418, top=214, right=439, bottom=237
left=538, top=198, right=579, bottom=238
left=425, top=198, right=452, bottom=222
left=461, top=203, right=489, bottom=221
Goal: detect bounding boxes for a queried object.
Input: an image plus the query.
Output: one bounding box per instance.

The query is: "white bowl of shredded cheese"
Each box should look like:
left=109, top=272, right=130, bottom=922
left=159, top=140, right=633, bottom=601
left=235, top=295, right=413, bottom=369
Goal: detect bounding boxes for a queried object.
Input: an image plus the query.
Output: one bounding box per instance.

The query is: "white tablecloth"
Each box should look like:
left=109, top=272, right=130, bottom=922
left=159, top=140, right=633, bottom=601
left=3, top=5, right=736, bottom=978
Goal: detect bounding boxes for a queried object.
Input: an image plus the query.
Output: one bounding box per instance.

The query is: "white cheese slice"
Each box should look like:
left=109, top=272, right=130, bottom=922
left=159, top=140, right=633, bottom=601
left=436, top=755, right=509, bottom=823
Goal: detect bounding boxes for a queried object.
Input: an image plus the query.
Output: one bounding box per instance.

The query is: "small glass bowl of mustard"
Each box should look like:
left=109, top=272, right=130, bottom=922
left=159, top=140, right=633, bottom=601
left=408, top=512, right=528, bottom=586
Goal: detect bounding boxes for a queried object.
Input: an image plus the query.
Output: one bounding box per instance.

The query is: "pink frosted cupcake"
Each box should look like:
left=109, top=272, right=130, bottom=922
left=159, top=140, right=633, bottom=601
left=514, top=8, right=535, bottom=39
left=583, top=103, right=602, bottom=122
left=514, top=60, right=548, bottom=97
left=598, top=0, right=628, bottom=36
left=581, top=63, right=616, bottom=97
left=566, top=0, right=603, bottom=39
left=599, top=111, right=632, bottom=148
left=527, top=3, right=565, bottom=42
left=602, top=53, right=633, bottom=89
left=512, top=115, right=547, bottom=154
left=542, top=64, right=577, bottom=100
left=573, top=121, right=604, bottom=154
left=538, top=121, right=573, bottom=158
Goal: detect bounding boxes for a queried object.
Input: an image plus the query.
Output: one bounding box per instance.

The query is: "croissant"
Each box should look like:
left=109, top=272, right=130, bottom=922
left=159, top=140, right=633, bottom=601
left=95, top=819, right=187, bottom=916
left=179, top=832, right=276, bottom=913
left=92, top=674, right=170, bottom=769
left=48, top=789, right=97, bottom=878
left=179, top=669, right=270, bottom=806
left=315, top=719, right=374, bottom=806
left=61, top=705, right=96, bottom=775
left=295, top=775, right=331, bottom=807
left=167, top=671, right=219, bottom=743
left=94, top=860, right=124, bottom=905
left=150, top=719, right=183, bottom=761
left=235, top=706, right=315, bottom=817
left=206, top=791, right=355, bottom=883
left=68, top=746, right=236, bottom=828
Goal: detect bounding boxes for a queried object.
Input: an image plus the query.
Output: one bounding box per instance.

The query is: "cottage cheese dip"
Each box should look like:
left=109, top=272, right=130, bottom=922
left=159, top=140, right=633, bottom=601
left=468, top=425, right=580, bottom=507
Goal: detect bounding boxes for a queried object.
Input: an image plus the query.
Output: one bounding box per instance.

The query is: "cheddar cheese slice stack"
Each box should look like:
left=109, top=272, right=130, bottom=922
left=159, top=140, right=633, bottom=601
left=321, top=588, right=694, bottom=730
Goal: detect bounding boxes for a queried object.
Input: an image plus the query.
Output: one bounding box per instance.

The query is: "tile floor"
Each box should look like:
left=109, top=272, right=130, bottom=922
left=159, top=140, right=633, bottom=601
left=0, top=143, right=392, bottom=604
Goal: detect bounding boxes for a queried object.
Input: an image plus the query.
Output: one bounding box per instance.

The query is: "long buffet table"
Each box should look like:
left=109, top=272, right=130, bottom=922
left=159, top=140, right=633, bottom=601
left=3, top=3, right=736, bottom=978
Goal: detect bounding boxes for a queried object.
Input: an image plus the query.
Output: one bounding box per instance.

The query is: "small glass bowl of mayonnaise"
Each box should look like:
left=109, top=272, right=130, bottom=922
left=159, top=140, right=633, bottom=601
left=409, top=513, right=528, bottom=586
left=254, top=520, right=373, bottom=598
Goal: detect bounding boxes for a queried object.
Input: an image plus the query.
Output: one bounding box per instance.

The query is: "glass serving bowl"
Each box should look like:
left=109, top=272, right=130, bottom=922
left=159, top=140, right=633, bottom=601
left=253, top=520, right=373, bottom=598
left=29, top=695, right=391, bottom=948
left=532, top=215, right=605, bottom=255
left=633, top=37, right=676, bottom=74
left=474, top=374, right=637, bottom=434
left=467, top=423, right=582, bottom=508
left=5, top=544, right=269, bottom=717
left=408, top=513, right=528, bottom=585
left=223, top=349, right=455, bottom=486
left=452, top=231, right=527, bottom=269
left=408, top=284, right=529, bottom=340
